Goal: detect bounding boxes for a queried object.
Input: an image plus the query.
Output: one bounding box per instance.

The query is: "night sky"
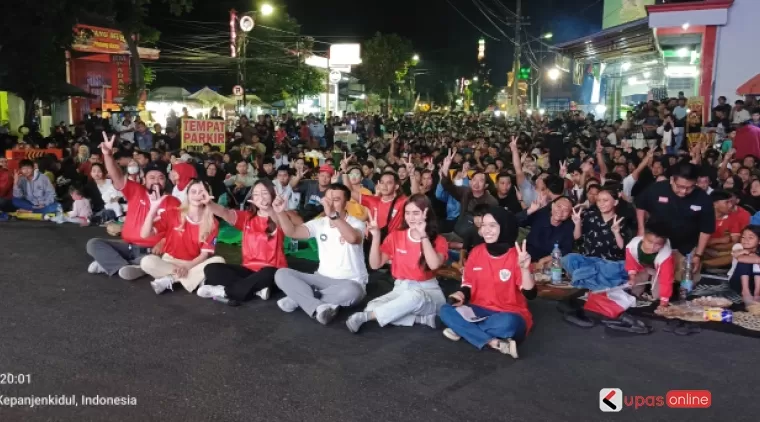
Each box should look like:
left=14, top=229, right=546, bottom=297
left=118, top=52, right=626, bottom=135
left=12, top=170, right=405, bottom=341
left=148, top=0, right=603, bottom=89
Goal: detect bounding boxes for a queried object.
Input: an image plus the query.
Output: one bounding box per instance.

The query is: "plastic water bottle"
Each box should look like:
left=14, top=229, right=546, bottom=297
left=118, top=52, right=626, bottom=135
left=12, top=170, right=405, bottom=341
left=54, top=204, right=64, bottom=224
left=550, top=243, right=563, bottom=284
left=679, top=253, right=693, bottom=301
left=289, top=238, right=299, bottom=253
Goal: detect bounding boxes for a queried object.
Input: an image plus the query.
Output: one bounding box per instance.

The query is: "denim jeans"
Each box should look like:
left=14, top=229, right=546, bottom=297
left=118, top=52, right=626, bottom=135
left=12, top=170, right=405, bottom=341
left=439, top=304, right=526, bottom=349
left=12, top=198, right=59, bottom=214
left=562, top=253, right=627, bottom=291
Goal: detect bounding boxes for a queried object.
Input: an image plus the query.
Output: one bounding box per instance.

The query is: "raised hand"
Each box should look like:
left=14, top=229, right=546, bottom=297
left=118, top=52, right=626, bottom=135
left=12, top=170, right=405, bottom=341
left=366, top=208, right=380, bottom=236
left=320, top=196, right=334, bottom=217
left=595, top=139, right=603, bottom=155
left=331, top=170, right=341, bottom=184
left=100, top=132, right=116, bottom=156
left=340, top=152, right=350, bottom=172
left=571, top=206, right=583, bottom=225
left=13, top=170, right=20, bottom=185
left=527, top=198, right=543, bottom=215
left=611, top=216, right=624, bottom=234
left=515, top=240, right=531, bottom=269
left=271, top=194, right=286, bottom=213
left=510, top=135, right=518, bottom=150
left=149, top=191, right=167, bottom=209
left=559, top=160, right=568, bottom=178
left=199, top=191, right=214, bottom=205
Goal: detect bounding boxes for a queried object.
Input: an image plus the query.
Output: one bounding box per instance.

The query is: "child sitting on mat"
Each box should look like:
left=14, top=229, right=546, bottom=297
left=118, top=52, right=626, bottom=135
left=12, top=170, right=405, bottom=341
left=625, top=224, right=675, bottom=307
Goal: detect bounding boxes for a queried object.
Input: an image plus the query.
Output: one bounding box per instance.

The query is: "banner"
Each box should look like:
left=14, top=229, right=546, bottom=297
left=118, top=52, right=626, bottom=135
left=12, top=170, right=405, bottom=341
left=111, top=55, right=131, bottom=99
left=602, top=0, right=654, bottom=29
left=181, top=119, right=226, bottom=152
left=72, top=25, right=128, bottom=54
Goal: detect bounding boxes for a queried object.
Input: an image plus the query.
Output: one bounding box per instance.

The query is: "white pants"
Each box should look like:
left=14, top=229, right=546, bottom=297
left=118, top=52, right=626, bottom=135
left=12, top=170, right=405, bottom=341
left=140, top=254, right=226, bottom=292
left=365, top=279, right=446, bottom=327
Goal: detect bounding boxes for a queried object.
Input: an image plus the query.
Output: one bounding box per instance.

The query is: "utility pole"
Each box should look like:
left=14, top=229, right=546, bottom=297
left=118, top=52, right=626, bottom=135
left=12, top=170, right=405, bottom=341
left=511, top=0, right=522, bottom=107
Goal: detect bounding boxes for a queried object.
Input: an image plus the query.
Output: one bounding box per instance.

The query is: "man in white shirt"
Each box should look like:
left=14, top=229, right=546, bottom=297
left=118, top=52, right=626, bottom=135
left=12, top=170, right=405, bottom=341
left=273, top=147, right=289, bottom=168
left=116, top=112, right=136, bottom=144
left=732, top=100, right=751, bottom=125
left=274, top=165, right=300, bottom=211
left=273, top=183, right=367, bottom=325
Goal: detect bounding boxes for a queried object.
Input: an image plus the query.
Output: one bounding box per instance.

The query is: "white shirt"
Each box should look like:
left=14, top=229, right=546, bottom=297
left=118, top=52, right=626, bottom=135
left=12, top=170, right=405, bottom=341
left=622, top=175, right=636, bottom=199
left=733, top=109, right=751, bottom=125
left=274, top=155, right=289, bottom=168
left=96, top=179, right=123, bottom=204
left=305, top=215, right=368, bottom=285
left=116, top=120, right=136, bottom=143
left=172, top=185, right=187, bottom=204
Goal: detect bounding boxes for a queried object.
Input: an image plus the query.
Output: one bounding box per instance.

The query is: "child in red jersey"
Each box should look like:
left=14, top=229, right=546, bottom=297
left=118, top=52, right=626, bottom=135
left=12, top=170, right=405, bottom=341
left=139, top=180, right=225, bottom=294
left=439, top=207, right=536, bottom=359
left=346, top=194, right=448, bottom=333
left=200, top=179, right=289, bottom=303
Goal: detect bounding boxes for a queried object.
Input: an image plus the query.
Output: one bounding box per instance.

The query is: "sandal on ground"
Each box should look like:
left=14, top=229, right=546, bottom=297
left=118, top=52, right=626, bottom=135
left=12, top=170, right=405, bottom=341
left=663, top=320, right=683, bottom=333
left=602, top=314, right=653, bottom=335
left=674, top=322, right=701, bottom=336
left=563, top=310, right=596, bottom=328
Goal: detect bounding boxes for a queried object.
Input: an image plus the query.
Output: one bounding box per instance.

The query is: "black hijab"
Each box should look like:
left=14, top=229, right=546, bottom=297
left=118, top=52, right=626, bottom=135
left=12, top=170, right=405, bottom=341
left=483, top=206, right=519, bottom=256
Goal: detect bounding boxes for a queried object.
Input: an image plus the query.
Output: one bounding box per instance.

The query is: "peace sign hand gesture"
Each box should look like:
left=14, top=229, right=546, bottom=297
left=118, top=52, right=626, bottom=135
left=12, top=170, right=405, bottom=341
left=515, top=240, right=531, bottom=269
left=366, top=208, right=380, bottom=236
left=559, top=160, right=568, bottom=178
left=441, top=148, right=456, bottom=175
left=340, top=152, right=350, bottom=172
left=571, top=206, right=583, bottom=225
left=611, top=216, right=625, bottom=235
left=100, top=132, right=116, bottom=156
left=510, top=135, right=518, bottom=150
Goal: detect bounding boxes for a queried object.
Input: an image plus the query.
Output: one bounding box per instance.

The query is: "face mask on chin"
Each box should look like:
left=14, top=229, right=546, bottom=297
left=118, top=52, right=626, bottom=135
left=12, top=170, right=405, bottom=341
left=127, top=166, right=139, bottom=175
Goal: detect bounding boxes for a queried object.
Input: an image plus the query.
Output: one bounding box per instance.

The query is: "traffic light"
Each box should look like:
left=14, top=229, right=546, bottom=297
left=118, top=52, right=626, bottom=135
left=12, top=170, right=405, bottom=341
left=518, top=67, right=531, bottom=80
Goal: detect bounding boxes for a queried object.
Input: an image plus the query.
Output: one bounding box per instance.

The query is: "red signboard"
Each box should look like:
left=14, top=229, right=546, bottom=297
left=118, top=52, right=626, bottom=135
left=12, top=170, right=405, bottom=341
left=111, top=55, right=131, bottom=99
left=72, top=24, right=128, bottom=54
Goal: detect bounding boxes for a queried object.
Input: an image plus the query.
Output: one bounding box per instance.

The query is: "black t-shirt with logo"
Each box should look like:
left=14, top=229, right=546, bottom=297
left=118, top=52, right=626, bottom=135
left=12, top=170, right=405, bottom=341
left=634, top=180, right=715, bottom=254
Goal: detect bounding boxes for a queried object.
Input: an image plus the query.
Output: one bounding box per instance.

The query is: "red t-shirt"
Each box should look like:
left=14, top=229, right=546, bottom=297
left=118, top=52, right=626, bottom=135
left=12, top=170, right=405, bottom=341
left=380, top=230, right=448, bottom=281
left=234, top=210, right=287, bottom=271
left=120, top=180, right=180, bottom=247
left=463, top=245, right=533, bottom=333
left=732, top=207, right=751, bottom=230
left=155, top=206, right=219, bottom=261
left=712, top=213, right=744, bottom=240
left=361, top=194, right=406, bottom=232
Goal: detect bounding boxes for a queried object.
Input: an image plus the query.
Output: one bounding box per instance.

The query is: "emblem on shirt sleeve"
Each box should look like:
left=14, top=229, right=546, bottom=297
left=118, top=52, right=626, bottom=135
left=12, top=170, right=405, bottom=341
left=499, top=269, right=511, bottom=282
left=690, top=205, right=702, bottom=211
left=319, top=234, right=328, bottom=241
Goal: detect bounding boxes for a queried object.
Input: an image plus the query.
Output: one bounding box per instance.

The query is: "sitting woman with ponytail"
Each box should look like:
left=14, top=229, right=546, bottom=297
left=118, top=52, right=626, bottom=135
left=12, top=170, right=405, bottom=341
left=439, top=207, right=536, bottom=359
left=345, top=194, right=448, bottom=333
left=199, top=179, right=287, bottom=304
left=139, top=179, right=225, bottom=295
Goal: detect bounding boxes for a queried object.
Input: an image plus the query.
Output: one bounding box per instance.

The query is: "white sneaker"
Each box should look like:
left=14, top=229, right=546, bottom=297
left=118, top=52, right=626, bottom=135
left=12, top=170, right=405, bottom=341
left=118, top=265, right=146, bottom=281
left=87, top=261, right=107, bottom=275
left=346, top=312, right=369, bottom=333
left=255, top=287, right=270, bottom=300
left=197, top=285, right=226, bottom=299
left=150, top=276, right=174, bottom=295
left=277, top=296, right=299, bottom=313
left=443, top=328, right=461, bottom=342
left=315, top=304, right=338, bottom=325
left=494, top=338, right=519, bottom=359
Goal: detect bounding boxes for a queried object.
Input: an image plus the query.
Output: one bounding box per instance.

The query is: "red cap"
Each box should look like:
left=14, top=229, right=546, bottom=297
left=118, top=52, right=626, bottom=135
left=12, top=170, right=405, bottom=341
left=319, top=165, right=335, bottom=176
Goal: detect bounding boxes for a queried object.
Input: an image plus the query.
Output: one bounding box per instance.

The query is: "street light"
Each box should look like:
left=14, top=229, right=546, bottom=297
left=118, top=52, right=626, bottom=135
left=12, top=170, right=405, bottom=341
left=260, top=4, right=274, bottom=16
left=542, top=33, right=553, bottom=39
left=548, top=68, right=560, bottom=81
left=473, top=76, right=479, bottom=82
left=412, top=54, right=420, bottom=62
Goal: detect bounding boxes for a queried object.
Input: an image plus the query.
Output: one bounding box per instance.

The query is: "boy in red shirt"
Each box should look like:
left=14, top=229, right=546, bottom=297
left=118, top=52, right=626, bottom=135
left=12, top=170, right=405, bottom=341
left=625, top=225, right=675, bottom=307
left=354, top=171, right=406, bottom=239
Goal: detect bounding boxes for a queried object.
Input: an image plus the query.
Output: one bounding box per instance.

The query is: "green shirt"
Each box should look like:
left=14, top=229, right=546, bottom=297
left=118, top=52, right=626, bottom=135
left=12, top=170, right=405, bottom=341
left=638, top=243, right=657, bottom=267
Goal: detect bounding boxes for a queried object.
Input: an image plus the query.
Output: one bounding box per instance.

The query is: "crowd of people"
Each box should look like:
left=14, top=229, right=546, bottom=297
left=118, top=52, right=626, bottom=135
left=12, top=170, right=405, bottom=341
left=3, top=93, right=760, bottom=356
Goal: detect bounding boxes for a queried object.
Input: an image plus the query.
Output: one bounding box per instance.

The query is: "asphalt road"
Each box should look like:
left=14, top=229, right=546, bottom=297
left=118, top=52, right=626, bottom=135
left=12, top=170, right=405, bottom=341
left=0, top=221, right=758, bottom=422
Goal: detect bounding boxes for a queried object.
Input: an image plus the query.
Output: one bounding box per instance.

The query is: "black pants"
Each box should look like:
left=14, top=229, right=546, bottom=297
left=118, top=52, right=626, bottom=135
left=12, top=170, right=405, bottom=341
left=204, top=264, right=278, bottom=302
left=730, top=262, right=760, bottom=295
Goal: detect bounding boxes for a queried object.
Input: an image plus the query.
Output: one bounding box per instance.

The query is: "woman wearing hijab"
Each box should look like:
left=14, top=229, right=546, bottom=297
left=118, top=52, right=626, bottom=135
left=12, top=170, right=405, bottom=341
left=170, top=162, right=198, bottom=203
left=345, top=194, right=448, bottom=333
left=439, top=207, right=536, bottom=359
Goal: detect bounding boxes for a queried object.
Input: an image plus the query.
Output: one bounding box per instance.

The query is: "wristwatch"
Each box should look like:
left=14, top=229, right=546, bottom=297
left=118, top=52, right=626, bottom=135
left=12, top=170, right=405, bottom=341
left=329, top=212, right=340, bottom=220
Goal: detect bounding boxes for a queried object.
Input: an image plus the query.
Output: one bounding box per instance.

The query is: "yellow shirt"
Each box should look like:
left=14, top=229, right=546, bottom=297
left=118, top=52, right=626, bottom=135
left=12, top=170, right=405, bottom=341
left=345, top=187, right=372, bottom=221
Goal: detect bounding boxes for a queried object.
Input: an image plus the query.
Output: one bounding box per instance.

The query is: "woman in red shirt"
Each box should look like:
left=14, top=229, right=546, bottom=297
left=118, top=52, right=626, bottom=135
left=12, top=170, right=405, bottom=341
left=200, top=179, right=287, bottom=304
left=139, top=179, right=224, bottom=295
left=346, top=194, right=448, bottom=333
left=439, top=207, right=536, bottom=359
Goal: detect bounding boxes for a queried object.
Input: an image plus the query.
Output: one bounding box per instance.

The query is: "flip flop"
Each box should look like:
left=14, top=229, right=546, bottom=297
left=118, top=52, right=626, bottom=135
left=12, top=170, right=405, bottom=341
left=602, top=315, right=653, bottom=335
left=663, top=320, right=683, bottom=333
left=563, top=311, right=596, bottom=328
left=674, top=322, right=701, bottom=336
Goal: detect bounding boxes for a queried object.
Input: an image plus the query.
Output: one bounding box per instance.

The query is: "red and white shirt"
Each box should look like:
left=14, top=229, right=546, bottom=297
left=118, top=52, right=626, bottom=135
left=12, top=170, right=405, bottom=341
left=120, top=180, right=180, bottom=247
left=381, top=230, right=448, bottom=281
left=361, top=194, right=406, bottom=232
left=463, top=245, right=533, bottom=333
left=233, top=210, right=287, bottom=271
left=712, top=212, right=744, bottom=240
left=155, top=207, right=219, bottom=261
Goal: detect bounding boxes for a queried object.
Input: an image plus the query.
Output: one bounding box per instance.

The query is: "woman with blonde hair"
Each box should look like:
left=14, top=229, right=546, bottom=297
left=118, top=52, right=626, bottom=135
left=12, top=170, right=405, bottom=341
left=139, top=179, right=225, bottom=294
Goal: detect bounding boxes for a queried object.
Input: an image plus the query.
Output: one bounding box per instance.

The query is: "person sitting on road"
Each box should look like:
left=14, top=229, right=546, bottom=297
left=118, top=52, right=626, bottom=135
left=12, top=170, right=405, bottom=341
left=199, top=180, right=289, bottom=303
left=139, top=179, right=225, bottom=294
left=518, top=196, right=574, bottom=268
left=345, top=194, right=448, bottom=333
left=273, top=183, right=367, bottom=325
left=49, top=186, right=92, bottom=225
left=439, top=207, right=536, bottom=359
left=625, top=224, right=675, bottom=306
left=12, top=159, right=60, bottom=214
left=85, top=133, right=180, bottom=280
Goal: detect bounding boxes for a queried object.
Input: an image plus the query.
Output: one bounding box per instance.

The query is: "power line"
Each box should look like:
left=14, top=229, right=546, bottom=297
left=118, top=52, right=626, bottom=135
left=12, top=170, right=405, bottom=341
left=445, top=0, right=502, bottom=41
